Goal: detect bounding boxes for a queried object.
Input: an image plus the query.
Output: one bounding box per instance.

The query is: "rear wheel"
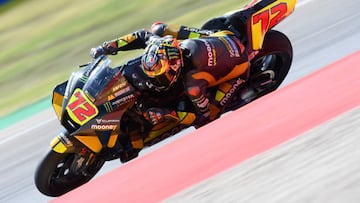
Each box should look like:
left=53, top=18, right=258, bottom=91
left=34, top=150, right=104, bottom=197
left=249, top=30, right=293, bottom=96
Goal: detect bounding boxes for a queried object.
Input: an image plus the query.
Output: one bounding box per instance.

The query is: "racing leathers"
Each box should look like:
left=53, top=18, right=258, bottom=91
left=91, top=22, right=249, bottom=128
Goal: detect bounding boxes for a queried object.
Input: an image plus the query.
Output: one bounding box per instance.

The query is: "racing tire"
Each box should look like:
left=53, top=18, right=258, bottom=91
left=34, top=150, right=104, bottom=197
left=249, top=29, right=293, bottom=96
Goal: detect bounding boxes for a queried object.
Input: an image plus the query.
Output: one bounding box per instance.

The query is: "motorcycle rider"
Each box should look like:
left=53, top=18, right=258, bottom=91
left=90, top=19, right=250, bottom=129
left=91, top=22, right=248, bottom=125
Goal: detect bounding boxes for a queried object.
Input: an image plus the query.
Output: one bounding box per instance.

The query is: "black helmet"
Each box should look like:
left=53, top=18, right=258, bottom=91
left=141, top=36, right=183, bottom=90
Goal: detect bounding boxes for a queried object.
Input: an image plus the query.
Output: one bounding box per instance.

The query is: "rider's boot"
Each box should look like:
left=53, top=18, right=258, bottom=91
left=118, top=134, right=140, bottom=163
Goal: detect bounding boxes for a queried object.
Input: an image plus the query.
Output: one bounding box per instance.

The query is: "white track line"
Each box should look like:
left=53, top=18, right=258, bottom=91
left=0, top=117, right=56, bottom=145
left=296, top=0, right=313, bottom=8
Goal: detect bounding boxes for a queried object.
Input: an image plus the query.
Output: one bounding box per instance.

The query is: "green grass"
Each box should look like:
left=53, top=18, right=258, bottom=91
left=0, top=0, right=250, bottom=117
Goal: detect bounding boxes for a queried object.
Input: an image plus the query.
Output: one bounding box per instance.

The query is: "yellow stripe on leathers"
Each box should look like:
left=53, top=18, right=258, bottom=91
left=107, top=133, right=118, bottom=148
left=192, top=62, right=249, bottom=87
left=117, top=33, right=138, bottom=48
left=177, top=111, right=196, bottom=125
left=215, top=82, right=233, bottom=102
left=163, top=24, right=182, bottom=38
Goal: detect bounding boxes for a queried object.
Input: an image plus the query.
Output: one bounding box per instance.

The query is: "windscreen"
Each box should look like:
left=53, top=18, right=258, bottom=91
left=82, top=57, right=117, bottom=100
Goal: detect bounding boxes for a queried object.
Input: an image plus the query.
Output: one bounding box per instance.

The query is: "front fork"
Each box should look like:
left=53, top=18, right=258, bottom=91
left=50, top=128, right=137, bottom=164
left=50, top=130, right=97, bottom=175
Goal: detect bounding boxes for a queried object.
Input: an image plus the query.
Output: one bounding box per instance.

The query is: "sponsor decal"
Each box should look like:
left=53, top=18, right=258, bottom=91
left=219, top=37, right=235, bottom=57
left=220, top=78, right=243, bottom=106
left=183, top=27, right=213, bottom=35
left=204, top=40, right=216, bottom=66
left=112, top=94, right=135, bottom=106
left=107, top=86, right=131, bottom=101
left=219, top=36, right=240, bottom=58
left=112, top=82, right=127, bottom=92
left=226, top=36, right=241, bottom=57
left=103, top=102, right=113, bottom=112
left=91, top=124, right=117, bottom=131
left=96, top=119, right=120, bottom=124
left=80, top=76, right=89, bottom=83
left=114, top=86, right=131, bottom=97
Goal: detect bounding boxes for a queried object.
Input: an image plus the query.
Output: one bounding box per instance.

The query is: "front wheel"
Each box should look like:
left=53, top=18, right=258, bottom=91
left=34, top=150, right=105, bottom=197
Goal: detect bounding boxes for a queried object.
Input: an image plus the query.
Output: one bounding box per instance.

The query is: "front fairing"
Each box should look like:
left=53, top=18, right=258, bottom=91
left=58, top=56, right=138, bottom=132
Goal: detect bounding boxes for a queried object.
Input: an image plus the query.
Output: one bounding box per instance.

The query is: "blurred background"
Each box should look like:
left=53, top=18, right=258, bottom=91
left=0, top=0, right=249, bottom=128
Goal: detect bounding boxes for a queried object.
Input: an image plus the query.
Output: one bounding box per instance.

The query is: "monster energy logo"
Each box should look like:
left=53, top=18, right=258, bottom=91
left=80, top=76, right=88, bottom=83
left=103, top=102, right=113, bottom=112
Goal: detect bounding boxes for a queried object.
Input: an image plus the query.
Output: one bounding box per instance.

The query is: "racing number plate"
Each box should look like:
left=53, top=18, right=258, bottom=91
left=250, top=0, right=296, bottom=50
left=66, top=88, right=98, bottom=125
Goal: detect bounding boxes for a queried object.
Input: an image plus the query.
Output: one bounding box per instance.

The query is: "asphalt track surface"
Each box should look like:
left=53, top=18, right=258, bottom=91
left=0, top=0, right=359, bottom=202
left=165, top=107, right=360, bottom=203
left=53, top=51, right=360, bottom=202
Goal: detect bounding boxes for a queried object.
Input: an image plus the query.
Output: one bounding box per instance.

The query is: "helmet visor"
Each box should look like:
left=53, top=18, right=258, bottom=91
left=142, top=54, right=169, bottom=77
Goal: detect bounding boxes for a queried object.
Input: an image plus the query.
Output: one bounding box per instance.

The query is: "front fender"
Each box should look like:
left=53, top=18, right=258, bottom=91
left=50, top=131, right=75, bottom=153
left=50, top=129, right=113, bottom=154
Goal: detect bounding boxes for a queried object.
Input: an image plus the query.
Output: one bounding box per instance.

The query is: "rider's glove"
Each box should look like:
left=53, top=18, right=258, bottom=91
left=151, top=22, right=167, bottom=36
left=90, top=41, right=118, bottom=59
left=90, top=46, right=105, bottom=59
left=143, top=108, right=179, bottom=125
left=191, top=94, right=212, bottom=129
left=143, top=108, right=166, bottom=125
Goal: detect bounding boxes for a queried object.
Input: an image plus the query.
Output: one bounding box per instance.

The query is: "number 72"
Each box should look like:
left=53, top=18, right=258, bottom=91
left=250, top=2, right=288, bottom=50
left=66, top=89, right=98, bottom=125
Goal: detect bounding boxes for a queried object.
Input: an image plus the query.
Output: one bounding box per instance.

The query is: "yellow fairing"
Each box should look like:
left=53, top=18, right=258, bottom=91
left=50, top=137, right=68, bottom=153
left=107, top=133, right=118, bottom=148
left=51, top=133, right=116, bottom=154
left=250, top=0, right=296, bottom=50
left=52, top=92, right=64, bottom=120
left=75, top=135, right=102, bottom=153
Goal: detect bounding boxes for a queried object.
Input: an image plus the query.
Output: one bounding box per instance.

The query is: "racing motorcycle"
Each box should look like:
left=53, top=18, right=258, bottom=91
left=35, top=0, right=296, bottom=197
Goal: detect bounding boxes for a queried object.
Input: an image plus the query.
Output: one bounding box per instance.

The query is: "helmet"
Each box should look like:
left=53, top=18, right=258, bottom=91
left=141, top=36, right=183, bottom=91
